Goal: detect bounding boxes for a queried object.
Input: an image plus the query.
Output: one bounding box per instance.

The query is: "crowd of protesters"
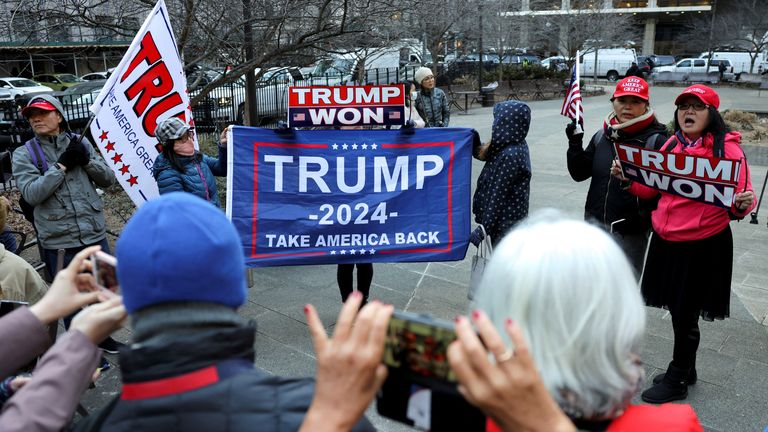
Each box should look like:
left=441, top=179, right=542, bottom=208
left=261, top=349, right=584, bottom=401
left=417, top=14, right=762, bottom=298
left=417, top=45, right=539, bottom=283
left=0, top=72, right=756, bottom=431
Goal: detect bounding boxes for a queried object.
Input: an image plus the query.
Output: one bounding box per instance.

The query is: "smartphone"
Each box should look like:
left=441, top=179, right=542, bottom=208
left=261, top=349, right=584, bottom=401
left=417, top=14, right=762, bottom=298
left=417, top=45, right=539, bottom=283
left=382, top=310, right=457, bottom=382
left=91, top=251, right=118, bottom=292
left=377, top=310, right=486, bottom=431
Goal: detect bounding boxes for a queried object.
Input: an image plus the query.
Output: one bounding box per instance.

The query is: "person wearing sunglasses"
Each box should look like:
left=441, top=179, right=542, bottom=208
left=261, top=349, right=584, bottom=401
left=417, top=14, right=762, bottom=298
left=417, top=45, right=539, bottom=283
left=153, top=117, right=228, bottom=207
left=611, top=84, right=756, bottom=404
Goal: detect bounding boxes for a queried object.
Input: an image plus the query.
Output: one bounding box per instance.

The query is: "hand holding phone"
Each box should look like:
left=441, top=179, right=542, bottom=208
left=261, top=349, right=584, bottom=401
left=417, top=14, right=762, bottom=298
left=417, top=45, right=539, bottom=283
left=91, top=251, right=119, bottom=292
left=377, top=311, right=486, bottom=431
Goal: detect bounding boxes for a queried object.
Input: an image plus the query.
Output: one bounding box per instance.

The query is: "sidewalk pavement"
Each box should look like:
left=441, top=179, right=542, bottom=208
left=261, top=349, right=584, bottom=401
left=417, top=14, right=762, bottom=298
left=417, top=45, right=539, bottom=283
left=81, top=86, right=768, bottom=432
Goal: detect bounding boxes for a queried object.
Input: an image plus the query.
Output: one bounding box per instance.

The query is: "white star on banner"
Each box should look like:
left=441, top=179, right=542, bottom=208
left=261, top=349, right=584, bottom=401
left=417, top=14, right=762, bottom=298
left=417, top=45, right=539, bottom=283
left=371, top=144, right=378, bottom=150
left=342, top=144, right=349, bottom=150
left=362, top=144, right=368, bottom=149
left=359, top=249, right=366, bottom=255
left=330, top=250, right=336, bottom=255
left=352, top=144, right=358, bottom=150
left=350, top=249, right=356, bottom=255
left=340, top=250, right=347, bottom=255
left=332, top=144, right=338, bottom=150
left=369, top=249, right=376, bottom=254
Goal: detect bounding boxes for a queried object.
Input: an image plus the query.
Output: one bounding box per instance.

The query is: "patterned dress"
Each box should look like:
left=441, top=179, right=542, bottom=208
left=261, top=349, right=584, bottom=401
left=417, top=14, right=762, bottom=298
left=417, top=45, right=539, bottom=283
left=472, top=101, right=532, bottom=245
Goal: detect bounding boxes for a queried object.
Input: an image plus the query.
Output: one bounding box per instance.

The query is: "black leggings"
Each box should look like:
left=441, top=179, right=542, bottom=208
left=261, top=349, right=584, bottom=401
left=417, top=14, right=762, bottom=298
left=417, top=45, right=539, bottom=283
left=337, top=264, right=373, bottom=303
left=671, top=308, right=700, bottom=370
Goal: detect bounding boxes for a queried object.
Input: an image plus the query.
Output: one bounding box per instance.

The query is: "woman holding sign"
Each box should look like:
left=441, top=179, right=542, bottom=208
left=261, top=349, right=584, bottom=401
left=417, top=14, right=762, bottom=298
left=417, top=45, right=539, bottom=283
left=612, top=84, right=756, bottom=404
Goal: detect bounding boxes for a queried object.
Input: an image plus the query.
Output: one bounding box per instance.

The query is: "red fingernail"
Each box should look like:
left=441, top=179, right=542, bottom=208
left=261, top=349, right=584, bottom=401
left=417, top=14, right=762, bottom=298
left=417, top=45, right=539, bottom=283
left=351, top=291, right=362, bottom=299
left=303, top=305, right=310, bottom=314
left=472, top=310, right=480, bottom=320
left=454, top=315, right=463, bottom=323
left=505, top=318, right=514, bottom=326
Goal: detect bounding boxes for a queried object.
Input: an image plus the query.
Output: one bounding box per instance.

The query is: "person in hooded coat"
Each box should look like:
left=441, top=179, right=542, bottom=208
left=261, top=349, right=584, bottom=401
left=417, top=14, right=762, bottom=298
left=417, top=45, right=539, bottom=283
left=566, top=77, right=668, bottom=275
left=472, top=100, right=532, bottom=246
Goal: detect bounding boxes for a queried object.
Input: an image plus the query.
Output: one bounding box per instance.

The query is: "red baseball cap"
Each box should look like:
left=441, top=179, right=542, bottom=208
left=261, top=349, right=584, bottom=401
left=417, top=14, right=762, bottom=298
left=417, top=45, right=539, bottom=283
left=21, top=98, right=58, bottom=117
left=674, top=84, right=720, bottom=110
left=612, top=76, right=649, bottom=101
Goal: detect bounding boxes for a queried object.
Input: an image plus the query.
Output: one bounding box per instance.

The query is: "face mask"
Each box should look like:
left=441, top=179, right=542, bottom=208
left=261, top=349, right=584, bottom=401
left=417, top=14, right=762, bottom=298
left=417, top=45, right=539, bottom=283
left=411, top=91, right=418, bottom=101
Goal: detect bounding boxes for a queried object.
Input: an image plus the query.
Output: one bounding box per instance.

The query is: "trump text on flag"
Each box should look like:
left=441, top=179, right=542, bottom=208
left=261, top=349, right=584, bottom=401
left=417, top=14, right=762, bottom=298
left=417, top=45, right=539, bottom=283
left=226, top=127, right=473, bottom=267
left=89, top=0, right=194, bottom=206
left=288, top=85, right=406, bottom=128
left=614, top=143, right=741, bottom=209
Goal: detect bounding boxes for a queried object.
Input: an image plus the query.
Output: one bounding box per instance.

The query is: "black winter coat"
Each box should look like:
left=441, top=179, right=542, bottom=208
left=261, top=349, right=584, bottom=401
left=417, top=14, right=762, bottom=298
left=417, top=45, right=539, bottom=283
left=567, top=117, right=668, bottom=234
left=473, top=101, right=532, bottom=244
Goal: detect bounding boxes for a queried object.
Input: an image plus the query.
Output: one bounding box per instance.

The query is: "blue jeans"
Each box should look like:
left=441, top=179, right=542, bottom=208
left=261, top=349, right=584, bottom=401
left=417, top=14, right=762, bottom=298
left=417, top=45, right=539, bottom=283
left=42, top=238, right=110, bottom=329
left=0, top=228, right=18, bottom=253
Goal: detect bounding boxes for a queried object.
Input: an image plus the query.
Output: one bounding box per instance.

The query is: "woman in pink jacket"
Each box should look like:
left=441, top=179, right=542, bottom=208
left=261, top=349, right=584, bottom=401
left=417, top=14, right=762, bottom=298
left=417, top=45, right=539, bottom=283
left=612, top=85, right=756, bottom=404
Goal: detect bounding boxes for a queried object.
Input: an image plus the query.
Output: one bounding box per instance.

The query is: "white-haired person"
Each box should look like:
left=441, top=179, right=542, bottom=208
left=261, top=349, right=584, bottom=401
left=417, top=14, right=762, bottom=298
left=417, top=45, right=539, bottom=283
left=446, top=212, right=704, bottom=431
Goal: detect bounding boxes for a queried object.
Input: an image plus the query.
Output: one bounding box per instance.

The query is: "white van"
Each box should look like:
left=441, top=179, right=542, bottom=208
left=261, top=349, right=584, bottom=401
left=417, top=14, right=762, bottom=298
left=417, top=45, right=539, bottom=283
left=699, top=51, right=755, bottom=75
left=580, top=48, right=637, bottom=81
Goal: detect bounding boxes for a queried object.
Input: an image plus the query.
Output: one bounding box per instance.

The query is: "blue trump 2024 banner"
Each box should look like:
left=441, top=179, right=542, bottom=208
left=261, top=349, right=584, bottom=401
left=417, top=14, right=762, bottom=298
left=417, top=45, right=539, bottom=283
left=226, top=126, right=473, bottom=267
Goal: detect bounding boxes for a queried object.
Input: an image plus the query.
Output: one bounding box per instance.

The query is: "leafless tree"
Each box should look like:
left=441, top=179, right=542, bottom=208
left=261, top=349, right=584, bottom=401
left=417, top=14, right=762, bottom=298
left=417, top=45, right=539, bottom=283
left=0, top=0, right=407, bottom=104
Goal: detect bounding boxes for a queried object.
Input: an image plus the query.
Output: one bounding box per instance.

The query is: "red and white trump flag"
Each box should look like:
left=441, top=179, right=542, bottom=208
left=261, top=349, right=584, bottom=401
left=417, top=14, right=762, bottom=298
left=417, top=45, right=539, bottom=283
left=561, top=50, right=584, bottom=123
left=89, top=0, right=194, bottom=206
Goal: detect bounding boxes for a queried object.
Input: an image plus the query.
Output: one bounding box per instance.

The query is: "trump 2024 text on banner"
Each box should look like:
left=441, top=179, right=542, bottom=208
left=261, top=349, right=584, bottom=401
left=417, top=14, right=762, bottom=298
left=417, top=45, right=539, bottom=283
left=226, top=127, right=473, bottom=267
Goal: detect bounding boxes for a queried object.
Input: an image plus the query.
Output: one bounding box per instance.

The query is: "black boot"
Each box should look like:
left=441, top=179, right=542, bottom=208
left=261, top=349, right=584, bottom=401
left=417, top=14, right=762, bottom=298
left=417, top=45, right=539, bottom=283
left=641, top=363, right=690, bottom=404
left=652, top=367, right=697, bottom=386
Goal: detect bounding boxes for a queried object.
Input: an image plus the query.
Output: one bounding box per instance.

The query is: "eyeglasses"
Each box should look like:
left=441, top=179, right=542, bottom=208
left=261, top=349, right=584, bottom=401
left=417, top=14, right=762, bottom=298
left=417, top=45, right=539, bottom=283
left=677, top=102, right=708, bottom=111
left=177, top=130, right=195, bottom=142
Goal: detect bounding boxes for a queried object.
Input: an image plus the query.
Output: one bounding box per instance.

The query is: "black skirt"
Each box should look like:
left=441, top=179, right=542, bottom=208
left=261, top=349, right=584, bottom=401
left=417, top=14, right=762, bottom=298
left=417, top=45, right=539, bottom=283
left=641, top=225, right=732, bottom=321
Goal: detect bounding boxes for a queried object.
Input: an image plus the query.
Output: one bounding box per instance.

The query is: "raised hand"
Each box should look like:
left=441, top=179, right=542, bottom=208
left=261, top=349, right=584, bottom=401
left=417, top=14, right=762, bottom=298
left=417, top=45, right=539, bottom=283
left=300, top=292, right=394, bottom=432
left=447, top=310, right=575, bottom=432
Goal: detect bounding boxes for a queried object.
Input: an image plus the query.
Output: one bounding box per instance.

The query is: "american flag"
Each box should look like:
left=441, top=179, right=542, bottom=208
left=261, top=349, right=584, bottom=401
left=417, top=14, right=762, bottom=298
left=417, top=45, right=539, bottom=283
left=293, top=113, right=306, bottom=121
left=560, top=54, right=583, bottom=121
left=389, top=110, right=401, bottom=120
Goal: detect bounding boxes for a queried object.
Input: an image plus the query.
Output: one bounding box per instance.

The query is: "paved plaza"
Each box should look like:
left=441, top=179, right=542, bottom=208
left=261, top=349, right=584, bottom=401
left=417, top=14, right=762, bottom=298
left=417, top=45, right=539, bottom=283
left=83, top=85, right=768, bottom=431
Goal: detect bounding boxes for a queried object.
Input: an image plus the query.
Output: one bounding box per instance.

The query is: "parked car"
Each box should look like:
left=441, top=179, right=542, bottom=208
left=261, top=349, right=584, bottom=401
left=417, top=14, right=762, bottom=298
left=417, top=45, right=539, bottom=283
left=502, top=54, right=541, bottom=65
left=81, top=71, right=110, bottom=81
left=33, top=73, right=85, bottom=91
left=60, top=80, right=107, bottom=125
left=0, top=77, right=54, bottom=99
left=652, top=58, right=734, bottom=82
left=541, top=56, right=568, bottom=71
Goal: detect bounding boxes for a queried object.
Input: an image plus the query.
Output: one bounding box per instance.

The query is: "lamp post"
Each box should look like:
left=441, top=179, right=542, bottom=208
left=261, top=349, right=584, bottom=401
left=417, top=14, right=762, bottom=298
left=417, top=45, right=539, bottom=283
left=477, top=1, right=484, bottom=91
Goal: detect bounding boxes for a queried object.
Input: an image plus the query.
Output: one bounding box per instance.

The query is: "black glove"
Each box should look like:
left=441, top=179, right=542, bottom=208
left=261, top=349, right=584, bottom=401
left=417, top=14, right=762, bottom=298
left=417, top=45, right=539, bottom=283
left=402, top=120, right=415, bottom=129
left=66, top=140, right=90, bottom=166
left=57, top=149, right=80, bottom=169
left=469, top=226, right=486, bottom=247
left=565, top=121, right=584, bottom=147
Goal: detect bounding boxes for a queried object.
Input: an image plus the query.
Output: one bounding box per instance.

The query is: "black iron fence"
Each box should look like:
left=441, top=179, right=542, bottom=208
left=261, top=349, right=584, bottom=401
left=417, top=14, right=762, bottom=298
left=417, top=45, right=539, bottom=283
left=0, top=66, right=421, bottom=147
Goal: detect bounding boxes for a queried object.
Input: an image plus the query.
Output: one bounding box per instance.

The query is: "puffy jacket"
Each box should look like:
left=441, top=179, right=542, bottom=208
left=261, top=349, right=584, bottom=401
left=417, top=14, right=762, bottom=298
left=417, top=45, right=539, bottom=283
left=416, top=87, right=450, bottom=127
left=12, top=133, right=115, bottom=249
left=473, top=101, right=531, bottom=243
left=75, top=320, right=375, bottom=432
left=567, top=118, right=667, bottom=234
left=153, top=146, right=226, bottom=207
left=628, top=131, right=755, bottom=241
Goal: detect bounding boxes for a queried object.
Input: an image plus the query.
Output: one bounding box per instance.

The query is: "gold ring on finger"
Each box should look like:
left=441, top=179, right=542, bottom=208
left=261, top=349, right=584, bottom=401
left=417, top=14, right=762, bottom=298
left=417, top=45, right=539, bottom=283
left=496, top=350, right=514, bottom=363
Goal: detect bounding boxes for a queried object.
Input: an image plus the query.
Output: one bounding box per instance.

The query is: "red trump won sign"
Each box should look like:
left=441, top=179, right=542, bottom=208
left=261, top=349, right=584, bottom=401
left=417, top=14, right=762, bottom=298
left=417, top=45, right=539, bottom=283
left=288, top=85, right=405, bottom=128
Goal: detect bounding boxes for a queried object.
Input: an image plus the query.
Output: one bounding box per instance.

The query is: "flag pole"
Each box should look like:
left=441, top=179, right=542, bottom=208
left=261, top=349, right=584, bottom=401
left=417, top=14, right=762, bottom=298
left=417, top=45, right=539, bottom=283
left=574, top=50, right=583, bottom=134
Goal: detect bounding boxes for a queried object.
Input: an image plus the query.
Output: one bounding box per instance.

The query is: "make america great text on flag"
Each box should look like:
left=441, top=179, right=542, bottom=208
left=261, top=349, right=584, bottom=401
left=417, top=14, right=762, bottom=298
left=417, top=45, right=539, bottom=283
left=88, top=0, right=195, bottom=206
left=226, top=127, right=473, bottom=267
